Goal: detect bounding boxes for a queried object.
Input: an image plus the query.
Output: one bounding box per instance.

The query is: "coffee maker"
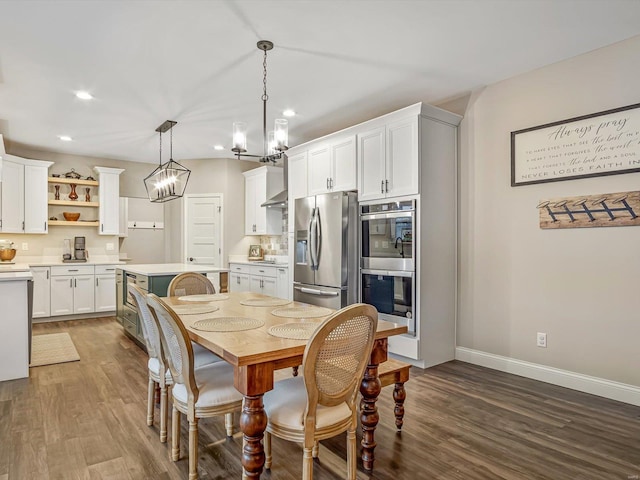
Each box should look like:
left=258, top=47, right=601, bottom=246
left=74, top=236, right=87, bottom=261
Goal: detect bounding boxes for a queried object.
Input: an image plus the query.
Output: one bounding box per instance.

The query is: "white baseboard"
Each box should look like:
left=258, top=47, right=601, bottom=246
left=455, top=347, right=640, bottom=407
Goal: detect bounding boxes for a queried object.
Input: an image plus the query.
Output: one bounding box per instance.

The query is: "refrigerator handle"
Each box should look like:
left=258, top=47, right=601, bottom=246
left=313, top=207, right=321, bottom=270
left=309, top=207, right=318, bottom=270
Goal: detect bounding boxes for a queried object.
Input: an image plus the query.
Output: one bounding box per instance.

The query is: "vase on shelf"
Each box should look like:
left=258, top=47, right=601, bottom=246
left=54, top=185, right=60, bottom=200
left=85, top=188, right=91, bottom=202
left=68, top=183, right=78, bottom=201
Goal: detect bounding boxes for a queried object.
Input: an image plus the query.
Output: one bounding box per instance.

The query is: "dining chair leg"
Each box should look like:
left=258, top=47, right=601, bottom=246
left=312, top=441, right=319, bottom=458
left=225, top=412, right=233, bottom=437
left=146, top=377, right=155, bottom=426
left=188, top=418, right=199, bottom=480
left=264, top=431, right=272, bottom=469
left=171, top=406, right=181, bottom=461
left=302, top=446, right=313, bottom=480
left=346, top=427, right=356, bottom=480
left=160, top=384, right=168, bottom=443
left=393, top=381, right=406, bottom=431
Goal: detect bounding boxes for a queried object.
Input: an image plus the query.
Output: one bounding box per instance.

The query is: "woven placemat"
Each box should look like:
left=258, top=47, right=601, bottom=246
left=240, top=297, right=291, bottom=307
left=191, top=317, right=265, bottom=332
left=271, top=306, right=333, bottom=318
left=268, top=322, right=321, bottom=340
left=178, top=294, right=230, bottom=302
left=172, top=304, right=219, bottom=315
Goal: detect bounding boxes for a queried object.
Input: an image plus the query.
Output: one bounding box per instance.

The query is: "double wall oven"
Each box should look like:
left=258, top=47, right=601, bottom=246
left=360, top=199, right=416, bottom=335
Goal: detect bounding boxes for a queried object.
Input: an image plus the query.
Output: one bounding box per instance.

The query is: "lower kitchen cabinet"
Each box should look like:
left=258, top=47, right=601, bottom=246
left=31, top=266, right=51, bottom=318
left=50, top=272, right=94, bottom=315
left=276, top=266, right=289, bottom=300
left=230, top=271, right=251, bottom=292
left=229, top=263, right=289, bottom=299
left=95, top=265, right=117, bottom=312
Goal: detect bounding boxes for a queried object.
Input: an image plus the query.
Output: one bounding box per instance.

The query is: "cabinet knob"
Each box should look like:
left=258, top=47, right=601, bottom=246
left=189, top=257, right=194, bottom=262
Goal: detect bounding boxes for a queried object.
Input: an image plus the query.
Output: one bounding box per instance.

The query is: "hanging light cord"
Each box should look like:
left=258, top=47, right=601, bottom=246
left=158, top=130, right=163, bottom=166
left=262, top=46, right=269, bottom=157
left=170, top=125, right=173, bottom=160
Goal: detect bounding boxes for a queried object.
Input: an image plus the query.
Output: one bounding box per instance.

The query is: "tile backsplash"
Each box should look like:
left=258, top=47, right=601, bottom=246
left=260, top=207, right=288, bottom=255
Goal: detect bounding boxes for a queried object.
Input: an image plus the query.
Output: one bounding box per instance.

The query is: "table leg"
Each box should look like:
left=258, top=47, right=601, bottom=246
left=360, top=338, right=386, bottom=471
left=240, top=395, right=267, bottom=479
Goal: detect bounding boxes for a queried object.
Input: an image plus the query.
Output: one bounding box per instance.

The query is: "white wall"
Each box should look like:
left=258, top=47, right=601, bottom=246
left=457, top=35, right=640, bottom=387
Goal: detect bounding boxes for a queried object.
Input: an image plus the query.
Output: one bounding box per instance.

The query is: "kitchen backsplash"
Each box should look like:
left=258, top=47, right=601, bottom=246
left=259, top=207, right=288, bottom=255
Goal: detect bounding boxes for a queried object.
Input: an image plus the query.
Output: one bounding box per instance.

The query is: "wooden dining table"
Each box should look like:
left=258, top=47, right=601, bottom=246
left=163, top=291, right=408, bottom=479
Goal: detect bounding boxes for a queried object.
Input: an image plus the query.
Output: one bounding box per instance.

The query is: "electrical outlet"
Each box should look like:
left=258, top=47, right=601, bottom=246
left=21, top=243, right=28, bottom=251
left=106, top=243, right=114, bottom=251
left=537, top=332, right=547, bottom=348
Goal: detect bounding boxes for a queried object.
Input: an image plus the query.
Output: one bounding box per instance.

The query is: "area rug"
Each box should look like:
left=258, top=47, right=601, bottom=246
left=30, top=332, right=80, bottom=367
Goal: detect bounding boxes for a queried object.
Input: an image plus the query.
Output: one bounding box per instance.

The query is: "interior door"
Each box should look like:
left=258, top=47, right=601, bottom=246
left=184, top=195, right=222, bottom=266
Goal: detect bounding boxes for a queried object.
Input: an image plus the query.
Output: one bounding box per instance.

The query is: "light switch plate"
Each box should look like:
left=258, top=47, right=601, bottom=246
left=106, top=243, right=114, bottom=251
left=22, top=243, right=28, bottom=251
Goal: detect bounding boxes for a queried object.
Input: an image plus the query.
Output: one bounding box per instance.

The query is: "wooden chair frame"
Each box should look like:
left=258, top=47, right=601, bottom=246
left=167, top=272, right=216, bottom=297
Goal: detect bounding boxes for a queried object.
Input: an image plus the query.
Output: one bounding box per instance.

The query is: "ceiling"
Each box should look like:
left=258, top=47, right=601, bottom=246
left=1, top=1, right=640, bottom=165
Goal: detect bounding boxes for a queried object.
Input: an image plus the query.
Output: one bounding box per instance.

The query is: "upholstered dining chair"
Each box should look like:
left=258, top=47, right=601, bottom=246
left=262, top=303, right=378, bottom=480
left=146, top=293, right=244, bottom=480
left=127, top=284, right=221, bottom=443
left=168, top=272, right=216, bottom=297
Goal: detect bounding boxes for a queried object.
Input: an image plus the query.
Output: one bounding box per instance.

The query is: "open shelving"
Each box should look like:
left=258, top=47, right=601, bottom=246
left=47, top=176, right=99, bottom=186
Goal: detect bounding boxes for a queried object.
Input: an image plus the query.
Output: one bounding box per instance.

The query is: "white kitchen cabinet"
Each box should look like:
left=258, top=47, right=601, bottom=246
left=31, top=267, right=51, bottom=318
left=118, top=197, right=128, bottom=237
left=276, top=266, right=290, bottom=300
left=307, top=135, right=356, bottom=195
left=288, top=150, right=308, bottom=201
left=95, top=265, right=117, bottom=312
left=242, top=166, right=283, bottom=235
left=357, top=117, right=418, bottom=201
left=250, top=265, right=277, bottom=296
left=0, top=157, right=52, bottom=234
left=50, top=265, right=95, bottom=316
left=229, top=272, right=251, bottom=292
left=94, top=166, right=124, bottom=235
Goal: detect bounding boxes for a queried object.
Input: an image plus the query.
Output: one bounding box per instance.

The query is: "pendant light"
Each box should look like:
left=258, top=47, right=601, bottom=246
left=144, top=120, right=191, bottom=203
left=231, top=40, right=288, bottom=163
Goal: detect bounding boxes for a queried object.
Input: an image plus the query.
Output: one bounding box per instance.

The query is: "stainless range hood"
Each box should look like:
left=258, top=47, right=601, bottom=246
left=261, top=154, right=288, bottom=208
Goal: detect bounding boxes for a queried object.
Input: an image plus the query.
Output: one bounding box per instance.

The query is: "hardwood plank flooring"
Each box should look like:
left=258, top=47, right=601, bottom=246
left=0, top=317, right=638, bottom=479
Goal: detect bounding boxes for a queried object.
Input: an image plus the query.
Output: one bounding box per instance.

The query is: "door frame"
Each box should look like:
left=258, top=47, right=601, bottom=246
left=182, top=193, right=224, bottom=266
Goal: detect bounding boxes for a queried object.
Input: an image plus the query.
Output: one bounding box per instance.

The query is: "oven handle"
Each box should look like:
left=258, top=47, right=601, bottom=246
left=294, top=286, right=339, bottom=297
left=360, top=211, right=414, bottom=220
left=362, top=268, right=414, bottom=278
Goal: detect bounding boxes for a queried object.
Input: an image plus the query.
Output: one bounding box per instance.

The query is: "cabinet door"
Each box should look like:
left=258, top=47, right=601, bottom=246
left=288, top=151, right=308, bottom=201
left=95, top=274, right=116, bottom=312
left=253, top=173, right=268, bottom=234
left=24, top=164, right=49, bottom=234
left=31, top=267, right=51, bottom=318
left=357, top=127, right=386, bottom=202
left=331, top=135, right=356, bottom=192
left=262, top=276, right=277, bottom=297
left=276, top=267, right=289, bottom=299
left=51, top=276, right=74, bottom=316
left=230, top=273, right=251, bottom=292
left=99, top=170, right=120, bottom=235
left=250, top=275, right=262, bottom=294
left=74, top=275, right=95, bottom=314
left=0, top=160, right=25, bottom=233
left=386, top=117, right=419, bottom=198
left=244, top=174, right=257, bottom=235
left=307, top=144, right=331, bottom=195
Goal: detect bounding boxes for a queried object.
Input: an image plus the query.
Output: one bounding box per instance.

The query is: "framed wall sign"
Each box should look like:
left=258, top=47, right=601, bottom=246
left=511, top=103, right=640, bottom=186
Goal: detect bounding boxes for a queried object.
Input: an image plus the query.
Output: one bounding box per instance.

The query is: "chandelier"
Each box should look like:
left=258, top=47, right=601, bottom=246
left=144, top=120, right=191, bottom=203
left=231, top=40, right=288, bottom=163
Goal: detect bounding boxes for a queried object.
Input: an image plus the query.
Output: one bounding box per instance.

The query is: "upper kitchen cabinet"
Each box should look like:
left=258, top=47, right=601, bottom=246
left=357, top=117, right=418, bottom=201
left=94, top=166, right=124, bottom=235
left=287, top=150, right=308, bottom=201
left=243, top=165, right=283, bottom=235
left=0, top=156, right=53, bottom=234
left=307, top=134, right=356, bottom=195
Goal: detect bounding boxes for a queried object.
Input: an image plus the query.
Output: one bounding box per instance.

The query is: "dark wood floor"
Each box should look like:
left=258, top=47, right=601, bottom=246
left=1, top=317, right=638, bottom=480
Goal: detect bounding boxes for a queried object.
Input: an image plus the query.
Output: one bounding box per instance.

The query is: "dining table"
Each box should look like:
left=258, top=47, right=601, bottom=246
left=163, top=291, right=408, bottom=479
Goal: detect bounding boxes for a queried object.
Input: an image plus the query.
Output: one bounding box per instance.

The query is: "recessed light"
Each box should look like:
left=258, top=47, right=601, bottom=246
left=75, top=91, right=93, bottom=100
left=214, top=145, right=224, bottom=151
left=282, top=109, right=296, bottom=117
left=58, top=135, right=72, bottom=142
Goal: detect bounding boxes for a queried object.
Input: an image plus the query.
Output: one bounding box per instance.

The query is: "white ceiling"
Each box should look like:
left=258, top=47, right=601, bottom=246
left=1, top=0, right=640, bottom=164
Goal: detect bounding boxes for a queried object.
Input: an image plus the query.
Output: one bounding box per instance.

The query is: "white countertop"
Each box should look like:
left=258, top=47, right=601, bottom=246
left=229, top=260, right=289, bottom=268
left=16, top=255, right=123, bottom=267
left=0, top=263, right=32, bottom=273
left=119, top=263, right=230, bottom=276
left=0, top=268, right=33, bottom=281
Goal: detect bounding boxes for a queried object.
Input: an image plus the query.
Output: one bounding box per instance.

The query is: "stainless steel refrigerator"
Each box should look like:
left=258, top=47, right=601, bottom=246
left=293, top=191, right=358, bottom=309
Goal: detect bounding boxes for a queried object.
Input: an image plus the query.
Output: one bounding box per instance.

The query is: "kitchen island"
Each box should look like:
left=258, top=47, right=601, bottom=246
left=116, top=263, right=229, bottom=347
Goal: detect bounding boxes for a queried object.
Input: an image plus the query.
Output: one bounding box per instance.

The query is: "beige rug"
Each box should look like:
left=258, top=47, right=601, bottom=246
left=30, top=332, right=80, bottom=367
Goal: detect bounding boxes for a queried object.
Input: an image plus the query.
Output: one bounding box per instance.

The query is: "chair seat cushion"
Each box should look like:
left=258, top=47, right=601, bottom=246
left=263, top=376, right=352, bottom=431
left=192, top=342, right=223, bottom=368
left=172, top=361, right=244, bottom=408
left=148, top=357, right=172, bottom=383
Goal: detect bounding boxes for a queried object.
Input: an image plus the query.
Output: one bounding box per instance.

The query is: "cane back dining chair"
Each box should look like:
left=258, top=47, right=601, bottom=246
left=146, top=293, right=244, bottom=480
left=168, top=272, right=216, bottom=297
left=127, top=284, right=221, bottom=443
left=262, top=303, right=378, bottom=480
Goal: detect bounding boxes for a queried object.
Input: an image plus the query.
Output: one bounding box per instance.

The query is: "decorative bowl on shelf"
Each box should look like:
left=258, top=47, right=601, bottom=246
left=63, top=212, right=81, bottom=221
left=0, top=249, right=16, bottom=262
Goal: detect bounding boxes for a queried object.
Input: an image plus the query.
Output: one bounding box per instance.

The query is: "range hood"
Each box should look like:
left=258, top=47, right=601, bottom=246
left=261, top=154, right=288, bottom=208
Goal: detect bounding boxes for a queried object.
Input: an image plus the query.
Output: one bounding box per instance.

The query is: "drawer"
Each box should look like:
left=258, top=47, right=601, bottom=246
left=229, top=263, right=253, bottom=275
left=123, top=317, right=136, bottom=337
left=250, top=265, right=276, bottom=278
left=95, top=265, right=118, bottom=275
left=51, top=265, right=95, bottom=276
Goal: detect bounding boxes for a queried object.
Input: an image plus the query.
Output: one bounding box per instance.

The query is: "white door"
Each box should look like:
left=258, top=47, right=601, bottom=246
left=276, top=267, right=289, bottom=300
left=331, top=135, right=357, bottom=192
left=184, top=195, right=222, bottom=267
left=74, top=275, right=95, bottom=314
left=288, top=151, right=308, bottom=201
left=387, top=117, right=419, bottom=198
left=24, top=164, right=49, bottom=234
left=250, top=275, right=262, bottom=294
left=262, top=276, right=277, bottom=297
left=357, top=127, right=386, bottom=202
left=230, top=273, right=251, bottom=292
left=51, top=276, right=74, bottom=316
left=31, top=267, right=51, bottom=318
left=0, top=160, right=24, bottom=233
left=95, top=274, right=116, bottom=312
left=307, top=143, right=331, bottom=195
